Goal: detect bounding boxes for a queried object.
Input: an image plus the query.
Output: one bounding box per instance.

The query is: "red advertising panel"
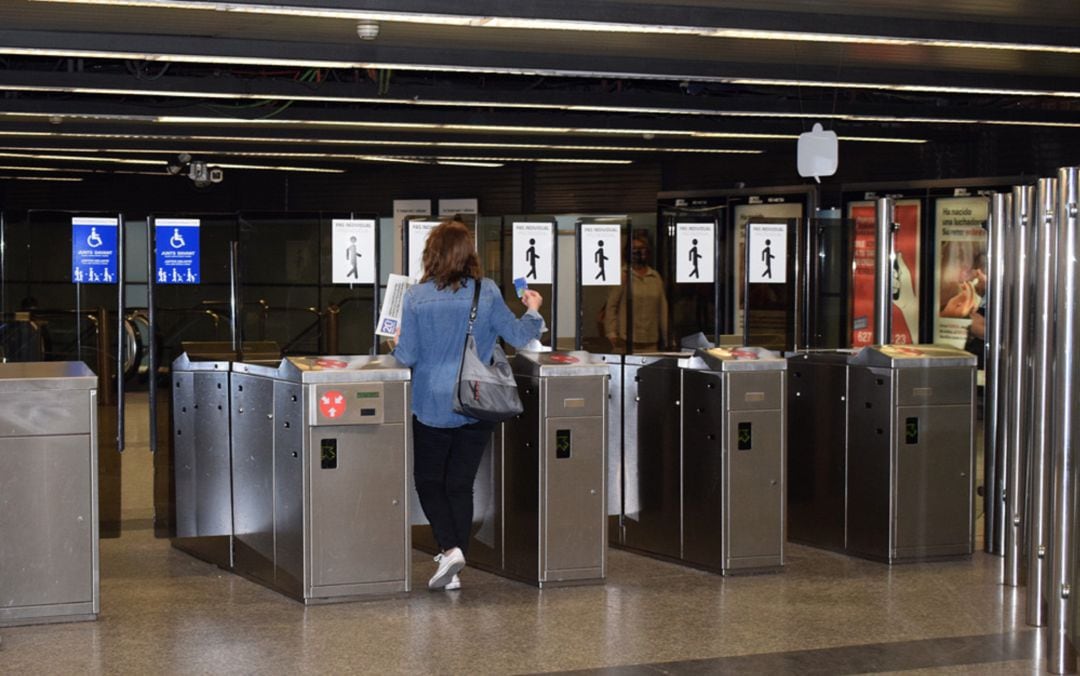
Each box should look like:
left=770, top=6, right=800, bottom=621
left=848, top=200, right=922, bottom=347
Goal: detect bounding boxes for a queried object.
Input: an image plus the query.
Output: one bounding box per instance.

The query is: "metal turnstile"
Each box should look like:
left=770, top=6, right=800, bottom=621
left=846, top=345, right=976, bottom=562
left=786, top=350, right=858, bottom=552
left=618, top=347, right=786, bottom=575
left=229, top=355, right=411, bottom=603
left=503, top=351, right=608, bottom=587
left=0, top=362, right=99, bottom=626
left=171, top=353, right=234, bottom=568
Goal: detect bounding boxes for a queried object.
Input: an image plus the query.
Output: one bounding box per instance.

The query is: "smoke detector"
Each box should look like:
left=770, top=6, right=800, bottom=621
left=356, top=21, right=379, bottom=40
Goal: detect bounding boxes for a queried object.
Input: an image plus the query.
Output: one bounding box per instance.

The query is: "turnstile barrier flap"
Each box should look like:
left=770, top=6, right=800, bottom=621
left=231, top=355, right=411, bottom=383
left=851, top=344, right=976, bottom=369
left=0, top=361, right=97, bottom=391
left=512, top=351, right=610, bottom=377
left=691, top=346, right=787, bottom=372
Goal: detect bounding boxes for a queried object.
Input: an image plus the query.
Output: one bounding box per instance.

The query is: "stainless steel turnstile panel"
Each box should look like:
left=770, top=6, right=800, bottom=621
left=230, top=355, right=411, bottom=603
left=172, top=359, right=232, bottom=539
left=308, top=424, right=407, bottom=593
left=725, top=407, right=785, bottom=570
left=846, top=347, right=976, bottom=562
left=0, top=362, right=98, bottom=627
left=231, top=371, right=278, bottom=588
left=628, top=348, right=786, bottom=575
left=786, top=351, right=851, bottom=552
left=623, top=358, right=682, bottom=559
left=0, top=436, right=93, bottom=608
left=543, top=409, right=606, bottom=579
left=501, top=351, right=608, bottom=587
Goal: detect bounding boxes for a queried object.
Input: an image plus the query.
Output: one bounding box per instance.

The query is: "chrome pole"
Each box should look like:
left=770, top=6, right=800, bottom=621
left=984, top=193, right=1009, bottom=554
left=1047, top=165, right=1079, bottom=674
left=1027, top=177, right=1058, bottom=626
left=1005, top=186, right=1033, bottom=587
left=873, top=197, right=895, bottom=345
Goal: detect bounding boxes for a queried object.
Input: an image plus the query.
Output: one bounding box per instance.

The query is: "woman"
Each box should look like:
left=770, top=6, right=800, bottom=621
left=393, top=219, right=544, bottom=590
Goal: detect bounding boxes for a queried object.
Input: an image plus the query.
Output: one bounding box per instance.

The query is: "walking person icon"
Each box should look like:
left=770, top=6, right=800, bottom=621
left=688, top=238, right=702, bottom=279
left=345, top=235, right=360, bottom=279
left=761, top=239, right=775, bottom=279
left=525, top=238, right=540, bottom=279
left=594, top=240, right=609, bottom=281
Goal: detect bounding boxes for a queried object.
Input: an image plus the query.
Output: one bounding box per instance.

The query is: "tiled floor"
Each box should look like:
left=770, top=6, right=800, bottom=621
left=0, top=395, right=1049, bottom=675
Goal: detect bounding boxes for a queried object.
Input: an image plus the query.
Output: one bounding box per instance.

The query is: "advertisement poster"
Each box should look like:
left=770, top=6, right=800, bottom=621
left=71, top=216, right=118, bottom=284
left=580, top=223, right=622, bottom=286
left=933, top=196, right=989, bottom=348
left=154, top=218, right=200, bottom=284
left=675, top=222, right=715, bottom=284
left=733, top=201, right=803, bottom=333
left=331, top=218, right=376, bottom=284
left=512, top=221, right=554, bottom=284
left=848, top=199, right=922, bottom=346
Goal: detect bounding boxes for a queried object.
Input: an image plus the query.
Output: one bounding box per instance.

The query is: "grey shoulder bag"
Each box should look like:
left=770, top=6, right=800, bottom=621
left=453, top=280, right=524, bottom=422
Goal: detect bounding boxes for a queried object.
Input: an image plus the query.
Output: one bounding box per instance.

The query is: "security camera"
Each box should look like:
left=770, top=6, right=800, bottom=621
left=188, top=160, right=222, bottom=188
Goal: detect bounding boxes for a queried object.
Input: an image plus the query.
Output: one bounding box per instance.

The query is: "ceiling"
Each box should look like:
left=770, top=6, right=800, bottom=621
left=0, top=0, right=1077, bottom=181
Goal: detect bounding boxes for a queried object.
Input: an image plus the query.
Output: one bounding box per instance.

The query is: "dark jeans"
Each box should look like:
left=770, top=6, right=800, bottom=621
left=412, top=416, right=493, bottom=555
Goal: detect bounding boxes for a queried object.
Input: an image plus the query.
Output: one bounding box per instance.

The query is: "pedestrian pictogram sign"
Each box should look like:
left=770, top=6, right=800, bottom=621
left=319, top=390, right=347, bottom=419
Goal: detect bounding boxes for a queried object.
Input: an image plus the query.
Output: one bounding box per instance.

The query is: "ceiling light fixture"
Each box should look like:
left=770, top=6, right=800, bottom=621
left=0, top=111, right=928, bottom=143
left=3, top=82, right=1079, bottom=129
left=0, top=43, right=1075, bottom=100
left=24, top=0, right=1080, bottom=55
left=0, top=175, right=84, bottom=182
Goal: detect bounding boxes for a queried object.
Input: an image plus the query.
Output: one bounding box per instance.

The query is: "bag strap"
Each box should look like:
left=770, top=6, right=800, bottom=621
left=465, top=277, right=481, bottom=337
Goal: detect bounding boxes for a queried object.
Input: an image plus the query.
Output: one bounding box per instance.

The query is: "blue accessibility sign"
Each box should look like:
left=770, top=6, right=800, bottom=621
left=155, top=218, right=200, bottom=284
left=72, top=217, right=118, bottom=284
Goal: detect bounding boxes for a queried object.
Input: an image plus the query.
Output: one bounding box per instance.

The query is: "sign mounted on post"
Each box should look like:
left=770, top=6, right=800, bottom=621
left=580, top=223, right=621, bottom=286
left=512, top=222, right=554, bottom=284
left=154, top=218, right=200, bottom=284
left=747, top=222, right=787, bottom=284
left=407, top=219, right=440, bottom=280
left=675, top=222, right=715, bottom=283
left=72, top=216, right=118, bottom=284
left=332, top=218, right=376, bottom=284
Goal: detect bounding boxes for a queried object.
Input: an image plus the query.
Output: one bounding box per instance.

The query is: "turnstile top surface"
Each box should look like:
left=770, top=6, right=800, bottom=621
left=0, top=361, right=96, bottom=390
left=512, top=351, right=610, bottom=377
left=851, top=344, right=976, bottom=368
left=179, top=340, right=281, bottom=362
left=786, top=349, right=859, bottom=364
left=691, top=347, right=787, bottom=372
left=231, top=355, right=411, bottom=383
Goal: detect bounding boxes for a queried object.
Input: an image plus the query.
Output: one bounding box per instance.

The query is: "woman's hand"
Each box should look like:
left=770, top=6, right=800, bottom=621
left=521, top=289, right=543, bottom=312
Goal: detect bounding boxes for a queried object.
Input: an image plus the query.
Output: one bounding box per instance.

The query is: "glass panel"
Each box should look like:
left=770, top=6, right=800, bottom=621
left=498, top=215, right=556, bottom=350
left=807, top=218, right=854, bottom=349
left=577, top=216, right=630, bottom=353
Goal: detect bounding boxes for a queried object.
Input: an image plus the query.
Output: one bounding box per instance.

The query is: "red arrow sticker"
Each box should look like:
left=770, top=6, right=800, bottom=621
left=548, top=353, right=579, bottom=364
left=319, top=390, right=346, bottom=419
left=315, top=358, right=349, bottom=369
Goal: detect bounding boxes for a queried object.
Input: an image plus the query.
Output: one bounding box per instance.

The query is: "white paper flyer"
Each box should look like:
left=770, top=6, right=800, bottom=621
left=375, top=273, right=415, bottom=337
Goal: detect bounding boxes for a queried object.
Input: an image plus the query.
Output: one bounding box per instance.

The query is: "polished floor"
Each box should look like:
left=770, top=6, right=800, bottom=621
left=0, top=396, right=1048, bottom=675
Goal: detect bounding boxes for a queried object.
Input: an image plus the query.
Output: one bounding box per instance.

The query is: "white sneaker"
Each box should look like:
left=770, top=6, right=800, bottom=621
left=428, top=548, right=466, bottom=589
left=444, top=574, right=461, bottom=591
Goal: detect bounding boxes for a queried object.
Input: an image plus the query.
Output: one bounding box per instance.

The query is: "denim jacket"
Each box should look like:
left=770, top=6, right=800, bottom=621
left=393, top=277, right=544, bottom=428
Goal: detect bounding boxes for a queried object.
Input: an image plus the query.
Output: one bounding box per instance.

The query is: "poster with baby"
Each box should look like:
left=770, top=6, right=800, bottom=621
left=848, top=199, right=922, bottom=347
left=933, top=196, right=989, bottom=349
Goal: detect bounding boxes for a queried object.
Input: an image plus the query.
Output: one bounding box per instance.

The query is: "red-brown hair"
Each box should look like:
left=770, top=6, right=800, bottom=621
left=421, top=218, right=482, bottom=290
